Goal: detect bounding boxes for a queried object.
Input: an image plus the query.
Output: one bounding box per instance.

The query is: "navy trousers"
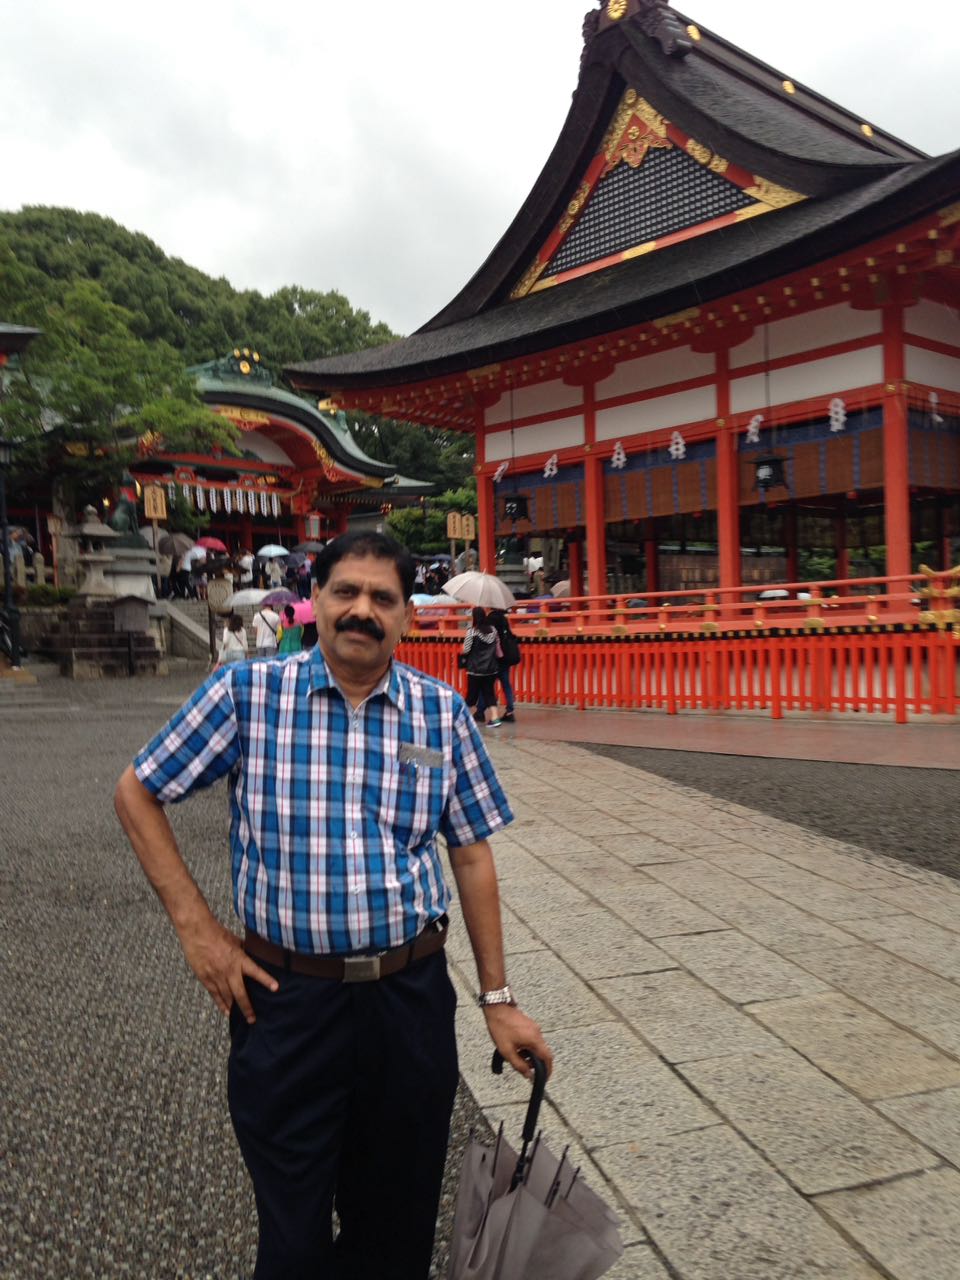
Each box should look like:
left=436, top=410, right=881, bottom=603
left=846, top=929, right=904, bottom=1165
left=228, top=950, right=459, bottom=1280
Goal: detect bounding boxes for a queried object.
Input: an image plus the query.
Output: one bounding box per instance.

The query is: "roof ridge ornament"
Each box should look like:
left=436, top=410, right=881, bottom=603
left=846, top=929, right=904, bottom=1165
left=585, top=0, right=693, bottom=60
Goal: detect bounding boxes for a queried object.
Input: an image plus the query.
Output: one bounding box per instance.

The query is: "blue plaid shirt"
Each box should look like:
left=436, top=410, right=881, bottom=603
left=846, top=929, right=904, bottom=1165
left=133, top=648, right=513, bottom=954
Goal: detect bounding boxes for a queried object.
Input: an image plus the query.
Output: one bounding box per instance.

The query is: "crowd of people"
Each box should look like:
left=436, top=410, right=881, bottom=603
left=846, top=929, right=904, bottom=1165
left=161, top=547, right=316, bottom=602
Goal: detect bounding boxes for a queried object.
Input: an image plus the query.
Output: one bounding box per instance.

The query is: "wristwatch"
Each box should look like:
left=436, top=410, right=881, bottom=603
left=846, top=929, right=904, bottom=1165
left=478, top=985, right=516, bottom=1008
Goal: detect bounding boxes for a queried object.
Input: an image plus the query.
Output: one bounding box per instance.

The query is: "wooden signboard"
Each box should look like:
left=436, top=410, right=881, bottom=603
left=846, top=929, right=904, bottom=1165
left=461, top=513, right=476, bottom=542
left=143, top=484, right=167, bottom=522
left=446, top=511, right=463, bottom=539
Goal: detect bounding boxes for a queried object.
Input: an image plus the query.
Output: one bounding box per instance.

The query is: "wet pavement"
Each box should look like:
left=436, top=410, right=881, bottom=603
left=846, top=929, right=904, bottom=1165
left=4, top=670, right=960, bottom=1278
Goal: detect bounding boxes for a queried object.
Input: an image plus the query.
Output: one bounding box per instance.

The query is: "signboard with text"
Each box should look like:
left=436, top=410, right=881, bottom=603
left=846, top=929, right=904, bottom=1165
left=446, top=511, right=463, bottom=539
left=143, top=485, right=167, bottom=521
left=460, top=513, right=476, bottom=542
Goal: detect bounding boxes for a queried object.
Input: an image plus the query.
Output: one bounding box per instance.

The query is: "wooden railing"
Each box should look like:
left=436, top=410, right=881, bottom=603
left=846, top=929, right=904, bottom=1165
left=398, top=568, right=960, bottom=722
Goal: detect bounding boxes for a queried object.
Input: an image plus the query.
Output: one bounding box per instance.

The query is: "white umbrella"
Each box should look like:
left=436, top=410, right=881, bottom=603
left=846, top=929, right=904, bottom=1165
left=445, top=571, right=516, bottom=610
left=182, top=545, right=208, bottom=567
left=550, top=579, right=571, bottom=598
left=225, top=588, right=270, bottom=608
left=256, top=543, right=288, bottom=558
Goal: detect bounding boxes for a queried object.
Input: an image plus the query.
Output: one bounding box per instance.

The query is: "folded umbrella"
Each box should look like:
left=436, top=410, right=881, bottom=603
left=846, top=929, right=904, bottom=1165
left=448, top=1053, right=624, bottom=1280
left=445, top=572, right=516, bottom=611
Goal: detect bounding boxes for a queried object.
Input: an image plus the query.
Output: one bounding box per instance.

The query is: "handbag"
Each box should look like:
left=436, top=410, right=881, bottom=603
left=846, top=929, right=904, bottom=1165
left=457, top=652, right=470, bottom=669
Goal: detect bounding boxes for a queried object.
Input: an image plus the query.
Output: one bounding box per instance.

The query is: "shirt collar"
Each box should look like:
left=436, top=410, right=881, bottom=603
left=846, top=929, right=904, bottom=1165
left=306, top=644, right=405, bottom=710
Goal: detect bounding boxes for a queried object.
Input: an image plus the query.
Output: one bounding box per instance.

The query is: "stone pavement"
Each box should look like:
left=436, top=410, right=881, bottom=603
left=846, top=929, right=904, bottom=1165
left=447, top=735, right=960, bottom=1280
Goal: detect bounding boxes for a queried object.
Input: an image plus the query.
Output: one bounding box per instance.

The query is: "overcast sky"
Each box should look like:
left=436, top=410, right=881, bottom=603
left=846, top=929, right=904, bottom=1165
left=4, top=0, right=958, bottom=338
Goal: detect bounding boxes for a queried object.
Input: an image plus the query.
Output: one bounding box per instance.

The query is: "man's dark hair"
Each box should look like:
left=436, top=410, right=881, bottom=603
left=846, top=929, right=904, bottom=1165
left=313, top=532, right=416, bottom=601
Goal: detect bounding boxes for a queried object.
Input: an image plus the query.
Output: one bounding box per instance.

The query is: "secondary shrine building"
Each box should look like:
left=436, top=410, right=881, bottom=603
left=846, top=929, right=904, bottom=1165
left=131, top=350, right=431, bottom=551
left=287, top=0, right=960, bottom=600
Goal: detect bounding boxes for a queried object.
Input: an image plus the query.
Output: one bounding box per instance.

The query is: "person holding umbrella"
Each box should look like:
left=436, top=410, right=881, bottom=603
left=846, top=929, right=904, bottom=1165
left=114, top=530, right=551, bottom=1280
left=461, top=607, right=505, bottom=728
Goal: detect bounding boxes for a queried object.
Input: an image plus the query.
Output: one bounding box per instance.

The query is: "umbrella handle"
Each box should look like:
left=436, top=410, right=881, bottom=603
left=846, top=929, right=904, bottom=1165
left=491, top=1049, right=548, bottom=1143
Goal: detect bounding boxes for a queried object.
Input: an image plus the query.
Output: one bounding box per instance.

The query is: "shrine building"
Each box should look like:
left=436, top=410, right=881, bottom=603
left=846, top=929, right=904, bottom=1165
left=286, top=0, right=960, bottom=601
left=131, top=349, right=433, bottom=550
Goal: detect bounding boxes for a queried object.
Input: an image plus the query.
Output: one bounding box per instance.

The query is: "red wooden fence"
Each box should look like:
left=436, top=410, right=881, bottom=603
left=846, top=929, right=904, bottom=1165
left=395, top=629, right=959, bottom=723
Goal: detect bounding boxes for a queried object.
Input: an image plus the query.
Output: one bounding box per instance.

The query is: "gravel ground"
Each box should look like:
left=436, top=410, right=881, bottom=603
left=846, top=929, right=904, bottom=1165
left=0, top=672, right=490, bottom=1280
left=583, top=742, right=960, bottom=882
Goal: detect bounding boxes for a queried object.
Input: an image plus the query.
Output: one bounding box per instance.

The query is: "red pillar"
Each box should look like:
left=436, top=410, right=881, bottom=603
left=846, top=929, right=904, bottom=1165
left=883, top=305, right=911, bottom=581
left=570, top=540, right=586, bottom=599
left=583, top=454, right=607, bottom=596
left=715, top=349, right=741, bottom=603
left=477, top=472, right=496, bottom=574
left=583, top=385, right=607, bottom=597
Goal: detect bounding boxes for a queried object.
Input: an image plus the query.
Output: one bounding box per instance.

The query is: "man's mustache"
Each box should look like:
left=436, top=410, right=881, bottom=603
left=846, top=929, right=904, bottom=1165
left=335, top=616, right=386, bottom=641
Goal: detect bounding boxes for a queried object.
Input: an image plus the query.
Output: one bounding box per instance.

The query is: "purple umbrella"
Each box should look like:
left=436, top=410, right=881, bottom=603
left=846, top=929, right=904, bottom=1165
left=262, top=589, right=298, bottom=607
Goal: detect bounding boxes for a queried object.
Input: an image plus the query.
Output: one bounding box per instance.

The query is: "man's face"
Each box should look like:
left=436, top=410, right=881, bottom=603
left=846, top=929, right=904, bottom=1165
left=312, top=554, right=413, bottom=680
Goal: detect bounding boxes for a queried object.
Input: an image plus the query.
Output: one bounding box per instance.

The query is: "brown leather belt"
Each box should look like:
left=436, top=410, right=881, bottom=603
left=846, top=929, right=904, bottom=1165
left=243, top=916, right=448, bottom=982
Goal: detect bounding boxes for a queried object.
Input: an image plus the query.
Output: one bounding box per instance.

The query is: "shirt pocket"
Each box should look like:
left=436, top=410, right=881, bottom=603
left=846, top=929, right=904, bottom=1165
left=384, top=759, right=448, bottom=848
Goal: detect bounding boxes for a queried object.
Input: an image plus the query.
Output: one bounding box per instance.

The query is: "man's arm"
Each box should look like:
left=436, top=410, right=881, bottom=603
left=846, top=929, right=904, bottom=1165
left=114, top=765, right=278, bottom=1022
left=448, top=839, right=553, bottom=1080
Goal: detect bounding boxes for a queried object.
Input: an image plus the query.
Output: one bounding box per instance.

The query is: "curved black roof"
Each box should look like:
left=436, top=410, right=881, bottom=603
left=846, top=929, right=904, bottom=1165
left=287, top=2, right=955, bottom=395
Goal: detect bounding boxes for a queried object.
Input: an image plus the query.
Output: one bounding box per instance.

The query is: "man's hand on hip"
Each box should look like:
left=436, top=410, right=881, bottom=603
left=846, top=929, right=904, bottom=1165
left=178, top=915, right=279, bottom=1024
left=482, top=1005, right=554, bottom=1080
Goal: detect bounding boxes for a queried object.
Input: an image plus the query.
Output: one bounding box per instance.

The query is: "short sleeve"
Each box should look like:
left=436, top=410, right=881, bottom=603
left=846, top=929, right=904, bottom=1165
left=440, top=699, right=513, bottom=848
left=133, top=669, right=241, bottom=803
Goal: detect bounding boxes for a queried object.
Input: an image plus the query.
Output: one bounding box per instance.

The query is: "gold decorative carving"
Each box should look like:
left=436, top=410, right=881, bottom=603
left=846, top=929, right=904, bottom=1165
left=939, top=201, right=960, bottom=228
left=708, top=154, right=729, bottom=175
left=558, top=180, right=593, bottom=236
left=606, top=0, right=628, bottom=19
left=685, top=139, right=711, bottom=165
left=653, top=307, right=701, bottom=329
left=743, top=176, right=805, bottom=208
left=511, top=258, right=550, bottom=300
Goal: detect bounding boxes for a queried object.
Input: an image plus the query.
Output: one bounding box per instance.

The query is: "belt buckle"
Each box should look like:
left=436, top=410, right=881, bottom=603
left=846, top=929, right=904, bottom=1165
left=342, top=954, right=382, bottom=983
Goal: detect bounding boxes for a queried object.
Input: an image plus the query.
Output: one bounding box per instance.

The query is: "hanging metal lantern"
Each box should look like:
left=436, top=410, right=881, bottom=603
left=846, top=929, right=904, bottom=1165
left=503, top=495, right=529, bottom=521
left=752, top=455, right=788, bottom=493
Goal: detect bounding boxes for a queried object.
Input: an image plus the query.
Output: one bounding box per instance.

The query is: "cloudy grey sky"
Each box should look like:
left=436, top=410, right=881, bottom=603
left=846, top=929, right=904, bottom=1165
left=4, top=0, right=958, bottom=337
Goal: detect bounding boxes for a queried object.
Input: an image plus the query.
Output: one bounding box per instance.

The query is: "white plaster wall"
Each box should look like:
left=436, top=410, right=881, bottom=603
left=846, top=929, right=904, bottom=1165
left=730, top=347, right=884, bottom=413
left=729, top=304, right=882, bottom=368
left=905, top=345, right=960, bottom=393
left=595, top=386, right=716, bottom=441
left=905, top=300, right=960, bottom=345
left=485, top=379, right=581, bottom=425
left=241, top=431, right=295, bottom=465
left=595, top=346, right=713, bottom=400
left=484, top=416, right=585, bottom=461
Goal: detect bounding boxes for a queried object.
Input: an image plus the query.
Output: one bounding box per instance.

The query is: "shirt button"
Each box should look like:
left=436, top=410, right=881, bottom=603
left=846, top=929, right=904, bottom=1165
left=351, top=886, right=362, bottom=895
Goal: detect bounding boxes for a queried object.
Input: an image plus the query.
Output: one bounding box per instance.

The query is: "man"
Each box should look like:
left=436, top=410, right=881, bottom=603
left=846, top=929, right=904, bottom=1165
left=251, top=602, right=280, bottom=657
left=238, top=548, right=254, bottom=587
left=114, top=531, right=551, bottom=1280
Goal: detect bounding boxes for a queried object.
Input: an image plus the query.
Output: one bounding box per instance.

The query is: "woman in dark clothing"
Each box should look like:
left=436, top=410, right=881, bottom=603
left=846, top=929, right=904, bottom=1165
left=460, top=606, right=503, bottom=727
left=486, top=608, right=519, bottom=722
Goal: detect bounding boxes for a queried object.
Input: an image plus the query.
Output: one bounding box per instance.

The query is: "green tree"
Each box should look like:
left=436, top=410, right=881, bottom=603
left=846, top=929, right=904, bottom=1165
left=1, top=280, right=238, bottom=515
left=387, top=482, right=477, bottom=554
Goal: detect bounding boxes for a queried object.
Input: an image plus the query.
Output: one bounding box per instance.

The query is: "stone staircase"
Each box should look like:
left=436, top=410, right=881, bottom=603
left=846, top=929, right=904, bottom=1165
left=39, top=602, right=166, bottom=678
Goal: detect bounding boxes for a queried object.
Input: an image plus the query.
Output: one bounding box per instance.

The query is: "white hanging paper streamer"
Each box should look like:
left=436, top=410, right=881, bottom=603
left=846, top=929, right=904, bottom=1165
left=208, top=488, right=219, bottom=514
left=668, top=431, right=687, bottom=461
left=260, top=490, right=269, bottom=517
left=195, top=485, right=205, bottom=511
left=610, top=441, right=627, bottom=470
left=181, top=483, right=192, bottom=507
left=930, top=391, right=945, bottom=425
left=829, top=397, right=847, bottom=433
left=543, top=453, right=559, bottom=479
left=746, top=414, right=764, bottom=444
left=238, top=490, right=247, bottom=515
left=166, top=481, right=177, bottom=506
left=271, top=492, right=281, bottom=518
left=224, top=488, right=232, bottom=514
left=493, top=462, right=509, bottom=484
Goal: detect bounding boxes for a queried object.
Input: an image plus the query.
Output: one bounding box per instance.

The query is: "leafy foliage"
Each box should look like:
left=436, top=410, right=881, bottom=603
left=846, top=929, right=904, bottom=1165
left=387, top=482, right=478, bottom=554
left=0, top=205, right=475, bottom=496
